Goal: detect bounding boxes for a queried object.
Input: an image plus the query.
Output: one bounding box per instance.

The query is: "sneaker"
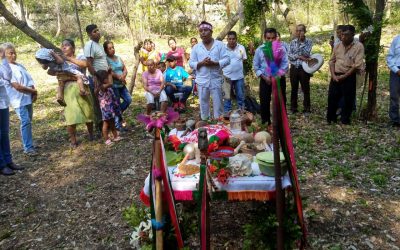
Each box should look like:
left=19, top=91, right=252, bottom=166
left=7, top=162, right=24, bottom=170
left=0, top=166, right=14, bottom=176
left=24, top=149, right=38, bottom=156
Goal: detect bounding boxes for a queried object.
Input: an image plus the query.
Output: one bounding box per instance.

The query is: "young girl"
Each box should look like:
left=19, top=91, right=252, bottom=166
left=95, top=70, right=122, bottom=145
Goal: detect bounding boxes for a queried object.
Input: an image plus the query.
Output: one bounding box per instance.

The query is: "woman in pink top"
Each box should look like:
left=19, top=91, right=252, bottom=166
left=167, top=37, right=186, bottom=67
left=142, top=59, right=168, bottom=114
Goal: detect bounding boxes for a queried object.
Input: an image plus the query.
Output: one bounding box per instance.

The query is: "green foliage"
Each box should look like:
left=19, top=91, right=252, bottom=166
left=371, top=172, right=388, bottom=187
left=122, top=203, right=150, bottom=228
left=242, top=201, right=302, bottom=250
left=338, top=0, right=385, bottom=63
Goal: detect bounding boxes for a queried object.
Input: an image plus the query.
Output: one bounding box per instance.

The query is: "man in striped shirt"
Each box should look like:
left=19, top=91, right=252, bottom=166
left=288, top=24, right=313, bottom=114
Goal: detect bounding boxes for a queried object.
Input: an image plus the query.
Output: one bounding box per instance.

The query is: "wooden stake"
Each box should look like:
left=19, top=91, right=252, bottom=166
left=272, top=81, right=284, bottom=250
left=154, top=128, right=163, bottom=250
left=198, top=128, right=210, bottom=250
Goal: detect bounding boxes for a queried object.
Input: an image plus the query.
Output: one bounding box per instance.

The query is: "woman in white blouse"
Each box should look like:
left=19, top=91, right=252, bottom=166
left=3, top=43, right=38, bottom=156
left=0, top=44, right=24, bottom=175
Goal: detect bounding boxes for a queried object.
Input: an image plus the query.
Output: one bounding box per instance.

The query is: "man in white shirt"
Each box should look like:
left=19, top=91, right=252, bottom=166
left=387, top=34, right=400, bottom=127
left=189, top=21, right=230, bottom=120
left=84, top=24, right=108, bottom=130
left=222, top=31, right=247, bottom=115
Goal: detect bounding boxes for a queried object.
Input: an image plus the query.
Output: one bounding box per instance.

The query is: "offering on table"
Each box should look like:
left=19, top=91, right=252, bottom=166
left=255, top=151, right=287, bottom=176
left=229, top=110, right=242, bottom=133
left=209, top=146, right=234, bottom=160
left=254, top=131, right=272, bottom=151
left=178, top=164, right=200, bottom=175
left=228, top=153, right=253, bottom=176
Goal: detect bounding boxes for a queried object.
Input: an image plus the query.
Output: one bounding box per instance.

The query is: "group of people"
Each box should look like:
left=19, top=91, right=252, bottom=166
left=1, top=20, right=400, bottom=176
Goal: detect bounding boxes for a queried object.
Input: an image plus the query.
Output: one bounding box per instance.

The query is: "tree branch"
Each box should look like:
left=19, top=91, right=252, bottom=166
left=0, top=0, right=58, bottom=50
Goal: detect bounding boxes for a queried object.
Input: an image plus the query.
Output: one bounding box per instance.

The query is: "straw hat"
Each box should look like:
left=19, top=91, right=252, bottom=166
left=302, top=54, right=324, bottom=74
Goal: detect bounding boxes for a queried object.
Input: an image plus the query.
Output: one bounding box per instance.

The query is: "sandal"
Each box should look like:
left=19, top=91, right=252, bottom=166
left=57, top=98, right=67, bottom=107
left=105, top=139, right=113, bottom=146
left=113, top=136, right=123, bottom=142
left=79, top=89, right=88, bottom=96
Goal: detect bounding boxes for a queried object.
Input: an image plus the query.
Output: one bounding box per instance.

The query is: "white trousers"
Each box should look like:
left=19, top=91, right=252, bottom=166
left=198, top=85, right=223, bottom=120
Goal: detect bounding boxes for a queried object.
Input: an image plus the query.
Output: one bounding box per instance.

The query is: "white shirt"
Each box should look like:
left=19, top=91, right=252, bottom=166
left=189, top=39, right=230, bottom=89
left=6, top=63, right=34, bottom=109
left=0, top=58, right=12, bottom=109
left=84, top=40, right=108, bottom=74
left=223, top=43, right=247, bottom=80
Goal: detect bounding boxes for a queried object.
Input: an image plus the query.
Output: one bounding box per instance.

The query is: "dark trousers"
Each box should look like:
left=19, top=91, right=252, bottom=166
left=165, top=85, right=192, bottom=103
left=0, top=108, right=12, bottom=169
left=88, top=76, right=103, bottom=132
left=327, top=73, right=356, bottom=124
left=389, top=71, right=400, bottom=124
left=259, top=76, right=287, bottom=125
left=290, top=66, right=311, bottom=112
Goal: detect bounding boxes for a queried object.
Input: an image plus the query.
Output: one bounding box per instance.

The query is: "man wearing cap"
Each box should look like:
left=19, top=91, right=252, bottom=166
left=189, top=21, right=230, bottom=120
left=327, top=25, right=364, bottom=125
left=84, top=24, right=108, bottom=131
left=164, top=55, right=192, bottom=111
left=222, top=31, right=247, bottom=115
left=387, top=34, right=400, bottom=127
left=288, top=24, right=313, bottom=114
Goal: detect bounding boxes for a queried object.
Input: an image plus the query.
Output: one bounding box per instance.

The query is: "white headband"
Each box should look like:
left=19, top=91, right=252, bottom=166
left=198, top=23, right=212, bottom=31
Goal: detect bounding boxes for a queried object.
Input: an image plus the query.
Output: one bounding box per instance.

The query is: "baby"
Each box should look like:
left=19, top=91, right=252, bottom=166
left=35, top=48, right=88, bottom=106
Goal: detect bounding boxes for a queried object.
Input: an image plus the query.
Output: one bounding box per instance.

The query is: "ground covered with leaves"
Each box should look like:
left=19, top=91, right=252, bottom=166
left=0, top=36, right=399, bottom=249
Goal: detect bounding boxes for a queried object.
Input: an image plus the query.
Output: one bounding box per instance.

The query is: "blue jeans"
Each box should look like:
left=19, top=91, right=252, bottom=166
left=0, top=108, right=12, bottom=169
left=223, top=78, right=245, bottom=113
left=113, top=86, right=132, bottom=128
left=14, top=104, right=34, bottom=152
left=165, top=85, right=192, bottom=103
left=389, top=71, right=400, bottom=123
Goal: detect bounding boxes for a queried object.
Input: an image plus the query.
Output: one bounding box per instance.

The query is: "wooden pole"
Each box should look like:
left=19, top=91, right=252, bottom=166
left=154, top=128, right=163, bottom=250
left=198, top=128, right=210, bottom=250
left=272, top=80, right=284, bottom=250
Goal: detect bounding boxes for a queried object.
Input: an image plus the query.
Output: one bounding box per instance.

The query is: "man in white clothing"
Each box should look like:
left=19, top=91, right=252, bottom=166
left=222, top=31, right=247, bottom=115
left=189, top=21, right=230, bottom=120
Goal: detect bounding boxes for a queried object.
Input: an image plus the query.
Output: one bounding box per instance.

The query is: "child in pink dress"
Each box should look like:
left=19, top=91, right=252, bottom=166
left=95, top=70, right=122, bottom=145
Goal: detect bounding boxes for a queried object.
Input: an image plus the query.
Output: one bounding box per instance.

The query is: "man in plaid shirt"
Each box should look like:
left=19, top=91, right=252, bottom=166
left=288, top=24, right=313, bottom=114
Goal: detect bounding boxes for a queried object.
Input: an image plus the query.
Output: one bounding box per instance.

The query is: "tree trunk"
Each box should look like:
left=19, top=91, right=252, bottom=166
left=0, top=0, right=58, bottom=50
left=18, top=0, right=26, bottom=23
left=128, top=42, right=142, bottom=95
left=238, top=0, right=244, bottom=31
left=73, top=0, right=85, bottom=49
left=332, top=0, right=337, bottom=40
left=366, top=0, right=386, bottom=119
left=260, top=6, right=267, bottom=40
left=55, top=0, right=61, bottom=37
left=202, top=0, right=206, bottom=20
left=116, top=0, right=136, bottom=46
left=225, top=0, right=231, bottom=19
left=216, top=13, right=240, bottom=41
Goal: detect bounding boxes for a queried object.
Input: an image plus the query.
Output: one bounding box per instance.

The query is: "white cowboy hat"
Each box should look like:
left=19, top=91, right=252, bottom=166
left=302, top=54, right=324, bottom=74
